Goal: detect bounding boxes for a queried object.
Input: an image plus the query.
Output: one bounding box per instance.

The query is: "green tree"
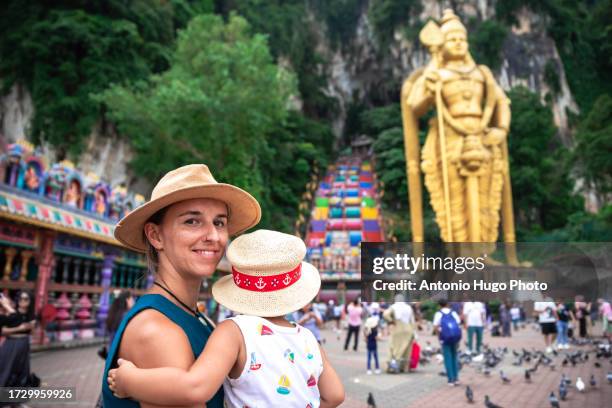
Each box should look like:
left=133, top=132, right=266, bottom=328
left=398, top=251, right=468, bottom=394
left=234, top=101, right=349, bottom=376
left=507, top=86, right=583, bottom=235
left=99, top=14, right=294, bottom=211
left=573, top=94, right=612, bottom=199
left=0, top=0, right=212, bottom=156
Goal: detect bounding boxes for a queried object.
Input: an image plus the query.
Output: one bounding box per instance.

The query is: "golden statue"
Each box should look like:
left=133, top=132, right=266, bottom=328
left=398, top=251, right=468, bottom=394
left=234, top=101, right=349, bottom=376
left=401, top=10, right=519, bottom=263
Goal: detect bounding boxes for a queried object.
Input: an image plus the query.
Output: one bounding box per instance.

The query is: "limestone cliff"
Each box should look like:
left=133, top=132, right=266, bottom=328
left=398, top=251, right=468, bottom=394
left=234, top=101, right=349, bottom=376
left=0, top=0, right=579, bottom=189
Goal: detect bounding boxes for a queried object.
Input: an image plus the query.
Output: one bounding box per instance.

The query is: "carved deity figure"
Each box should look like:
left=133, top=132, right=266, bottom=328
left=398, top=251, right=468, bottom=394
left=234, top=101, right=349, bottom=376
left=402, top=10, right=518, bottom=258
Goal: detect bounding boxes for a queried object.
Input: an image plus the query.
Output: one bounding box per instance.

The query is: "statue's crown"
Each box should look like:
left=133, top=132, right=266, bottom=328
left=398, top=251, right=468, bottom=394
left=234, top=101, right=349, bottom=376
left=440, top=9, right=466, bottom=35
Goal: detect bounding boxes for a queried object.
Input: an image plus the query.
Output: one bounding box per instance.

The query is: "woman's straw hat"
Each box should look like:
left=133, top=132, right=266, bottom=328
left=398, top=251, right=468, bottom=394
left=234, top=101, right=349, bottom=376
left=114, top=164, right=261, bottom=252
left=212, top=230, right=321, bottom=317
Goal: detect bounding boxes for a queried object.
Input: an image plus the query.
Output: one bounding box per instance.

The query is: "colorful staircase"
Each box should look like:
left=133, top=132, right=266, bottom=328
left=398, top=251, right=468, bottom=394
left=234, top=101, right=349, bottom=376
left=305, top=158, right=385, bottom=281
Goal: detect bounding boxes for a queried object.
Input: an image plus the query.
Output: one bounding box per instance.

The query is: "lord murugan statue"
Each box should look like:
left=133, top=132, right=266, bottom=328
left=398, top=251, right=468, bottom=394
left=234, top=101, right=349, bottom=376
left=401, top=10, right=519, bottom=263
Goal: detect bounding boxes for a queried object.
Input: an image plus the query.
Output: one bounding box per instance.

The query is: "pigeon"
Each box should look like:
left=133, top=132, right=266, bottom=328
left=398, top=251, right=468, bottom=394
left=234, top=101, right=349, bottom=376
left=576, top=377, right=585, bottom=392
left=367, top=392, right=376, bottom=408
left=483, top=367, right=491, bottom=376
left=485, top=395, right=503, bottom=408
left=500, top=370, right=511, bottom=383
left=590, top=374, right=596, bottom=387
left=524, top=369, right=531, bottom=382
left=562, top=358, right=568, bottom=367
left=561, top=373, right=571, bottom=386
left=466, top=385, right=474, bottom=403
left=559, top=383, right=567, bottom=401
left=594, top=361, right=601, bottom=368
left=549, top=391, right=560, bottom=408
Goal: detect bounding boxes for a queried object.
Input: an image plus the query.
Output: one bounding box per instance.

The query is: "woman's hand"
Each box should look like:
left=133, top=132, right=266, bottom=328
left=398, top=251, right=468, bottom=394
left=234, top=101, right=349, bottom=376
left=108, top=358, right=137, bottom=399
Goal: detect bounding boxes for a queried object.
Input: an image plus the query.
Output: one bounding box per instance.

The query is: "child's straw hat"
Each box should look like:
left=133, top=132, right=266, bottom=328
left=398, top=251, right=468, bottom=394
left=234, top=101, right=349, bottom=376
left=212, top=230, right=321, bottom=317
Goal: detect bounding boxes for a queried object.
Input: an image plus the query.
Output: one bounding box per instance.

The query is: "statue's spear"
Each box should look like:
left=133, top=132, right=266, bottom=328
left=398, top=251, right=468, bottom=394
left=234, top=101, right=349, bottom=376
left=419, top=21, right=453, bottom=242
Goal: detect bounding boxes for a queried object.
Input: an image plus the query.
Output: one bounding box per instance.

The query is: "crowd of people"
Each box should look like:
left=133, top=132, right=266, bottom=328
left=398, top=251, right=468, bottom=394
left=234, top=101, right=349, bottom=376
left=243, top=295, right=611, bottom=387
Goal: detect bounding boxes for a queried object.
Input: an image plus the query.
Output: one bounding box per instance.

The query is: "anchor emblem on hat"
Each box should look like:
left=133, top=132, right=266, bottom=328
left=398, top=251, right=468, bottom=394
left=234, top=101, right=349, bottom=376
left=234, top=274, right=241, bottom=285
left=283, top=274, right=292, bottom=286
left=255, top=277, right=266, bottom=290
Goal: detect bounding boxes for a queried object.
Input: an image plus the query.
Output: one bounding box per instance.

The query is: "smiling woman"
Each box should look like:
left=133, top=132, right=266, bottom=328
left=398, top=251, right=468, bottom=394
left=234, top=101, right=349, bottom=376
left=102, top=164, right=261, bottom=408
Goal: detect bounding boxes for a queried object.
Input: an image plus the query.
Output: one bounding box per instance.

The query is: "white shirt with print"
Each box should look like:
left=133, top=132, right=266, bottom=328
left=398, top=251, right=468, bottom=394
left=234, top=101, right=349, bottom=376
left=224, top=315, right=323, bottom=408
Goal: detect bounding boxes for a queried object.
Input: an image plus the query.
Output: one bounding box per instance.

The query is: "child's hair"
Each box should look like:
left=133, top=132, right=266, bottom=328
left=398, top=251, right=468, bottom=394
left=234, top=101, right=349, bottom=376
left=438, top=299, right=448, bottom=308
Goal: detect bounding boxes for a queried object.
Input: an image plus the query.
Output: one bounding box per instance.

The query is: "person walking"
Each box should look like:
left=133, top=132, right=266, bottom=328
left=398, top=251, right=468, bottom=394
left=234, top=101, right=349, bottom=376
left=294, top=301, right=323, bottom=343
left=500, top=301, right=511, bottom=337
left=433, top=299, right=462, bottom=386
left=573, top=295, right=589, bottom=338
left=383, top=294, right=415, bottom=373
left=556, top=301, right=573, bottom=349
left=598, top=298, right=612, bottom=341
left=344, top=299, right=363, bottom=351
left=364, top=315, right=380, bottom=375
left=510, top=303, right=521, bottom=331
left=535, top=300, right=558, bottom=353
left=463, top=301, right=485, bottom=356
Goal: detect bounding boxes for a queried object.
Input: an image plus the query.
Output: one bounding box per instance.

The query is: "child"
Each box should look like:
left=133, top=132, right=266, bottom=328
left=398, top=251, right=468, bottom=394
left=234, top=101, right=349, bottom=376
left=364, top=315, right=380, bottom=374
left=433, top=299, right=462, bottom=386
left=108, top=230, right=344, bottom=407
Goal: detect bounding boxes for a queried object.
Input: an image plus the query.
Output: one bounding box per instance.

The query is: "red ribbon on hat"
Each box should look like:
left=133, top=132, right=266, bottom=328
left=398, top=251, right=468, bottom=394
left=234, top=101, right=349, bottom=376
left=232, top=264, right=301, bottom=292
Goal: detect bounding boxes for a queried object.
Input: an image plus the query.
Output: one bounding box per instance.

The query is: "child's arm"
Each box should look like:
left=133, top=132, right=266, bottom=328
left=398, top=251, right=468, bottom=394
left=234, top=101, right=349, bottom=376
left=317, top=345, right=345, bottom=408
left=109, top=319, right=241, bottom=405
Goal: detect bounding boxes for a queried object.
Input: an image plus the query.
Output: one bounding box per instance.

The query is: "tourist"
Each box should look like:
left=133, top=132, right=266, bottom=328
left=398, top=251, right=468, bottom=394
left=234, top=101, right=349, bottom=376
left=102, top=164, right=262, bottom=408
left=0, top=293, right=20, bottom=331
left=0, top=290, right=36, bottom=387
left=294, top=301, right=324, bottom=343
left=108, top=230, right=345, bottom=407
left=556, top=300, right=573, bottom=349
left=510, top=303, right=521, bottom=331
left=534, top=300, right=558, bottom=353
left=332, top=301, right=343, bottom=333
left=105, top=290, right=134, bottom=345
left=344, top=298, right=363, bottom=351
left=364, top=314, right=381, bottom=375
left=573, top=295, right=590, bottom=338
left=463, top=301, right=485, bottom=356
left=433, top=299, right=462, bottom=386
left=598, top=298, right=612, bottom=340
left=383, top=294, right=415, bottom=373
left=500, top=300, right=511, bottom=337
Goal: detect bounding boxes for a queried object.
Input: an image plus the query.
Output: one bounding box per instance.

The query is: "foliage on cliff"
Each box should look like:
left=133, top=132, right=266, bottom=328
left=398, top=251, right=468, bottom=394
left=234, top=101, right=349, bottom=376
left=98, top=14, right=332, bottom=231
left=0, top=0, right=214, bottom=155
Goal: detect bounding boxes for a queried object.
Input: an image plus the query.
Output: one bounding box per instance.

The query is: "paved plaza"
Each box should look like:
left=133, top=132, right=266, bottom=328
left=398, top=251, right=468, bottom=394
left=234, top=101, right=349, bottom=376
left=26, top=323, right=612, bottom=407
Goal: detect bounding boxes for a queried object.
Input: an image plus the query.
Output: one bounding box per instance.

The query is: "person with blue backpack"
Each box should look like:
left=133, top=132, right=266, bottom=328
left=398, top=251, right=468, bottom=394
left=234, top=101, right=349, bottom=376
left=433, top=299, right=462, bottom=386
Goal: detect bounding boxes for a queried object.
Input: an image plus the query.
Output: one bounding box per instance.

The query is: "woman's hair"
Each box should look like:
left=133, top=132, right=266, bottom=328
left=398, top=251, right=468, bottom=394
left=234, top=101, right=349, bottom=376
left=144, top=207, right=169, bottom=274
left=106, top=290, right=133, bottom=333
left=16, top=290, right=35, bottom=321
left=352, top=298, right=359, bottom=306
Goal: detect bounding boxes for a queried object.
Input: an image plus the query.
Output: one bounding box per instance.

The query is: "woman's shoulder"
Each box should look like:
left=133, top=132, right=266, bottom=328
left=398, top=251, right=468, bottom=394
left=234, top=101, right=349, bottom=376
left=120, top=309, right=194, bottom=366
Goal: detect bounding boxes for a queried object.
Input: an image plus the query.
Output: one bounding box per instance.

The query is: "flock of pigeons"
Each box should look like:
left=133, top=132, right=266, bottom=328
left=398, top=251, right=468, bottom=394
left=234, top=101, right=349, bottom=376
left=366, top=340, right=612, bottom=407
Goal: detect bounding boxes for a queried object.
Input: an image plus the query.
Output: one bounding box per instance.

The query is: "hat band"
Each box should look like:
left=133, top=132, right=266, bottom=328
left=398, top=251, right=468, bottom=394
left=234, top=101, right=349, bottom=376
left=232, top=264, right=301, bottom=292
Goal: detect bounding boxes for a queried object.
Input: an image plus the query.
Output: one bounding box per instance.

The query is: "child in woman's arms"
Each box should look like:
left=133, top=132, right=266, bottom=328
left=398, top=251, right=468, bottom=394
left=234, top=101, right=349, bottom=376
left=108, top=230, right=344, bottom=408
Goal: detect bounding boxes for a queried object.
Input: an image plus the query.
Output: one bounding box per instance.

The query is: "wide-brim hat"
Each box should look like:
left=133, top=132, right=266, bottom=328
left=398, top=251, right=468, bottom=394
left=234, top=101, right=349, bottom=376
left=114, top=164, right=261, bottom=252
left=212, top=230, right=321, bottom=317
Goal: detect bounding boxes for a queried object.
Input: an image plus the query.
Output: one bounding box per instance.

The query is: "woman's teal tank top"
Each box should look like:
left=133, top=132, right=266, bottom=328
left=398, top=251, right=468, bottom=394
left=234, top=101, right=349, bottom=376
left=102, top=294, right=224, bottom=407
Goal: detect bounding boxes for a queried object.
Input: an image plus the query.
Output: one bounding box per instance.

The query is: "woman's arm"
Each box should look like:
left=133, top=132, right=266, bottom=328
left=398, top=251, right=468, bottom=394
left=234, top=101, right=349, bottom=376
left=1, top=323, right=28, bottom=335
left=110, top=319, right=241, bottom=405
left=317, top=345, right=345, bottom=408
